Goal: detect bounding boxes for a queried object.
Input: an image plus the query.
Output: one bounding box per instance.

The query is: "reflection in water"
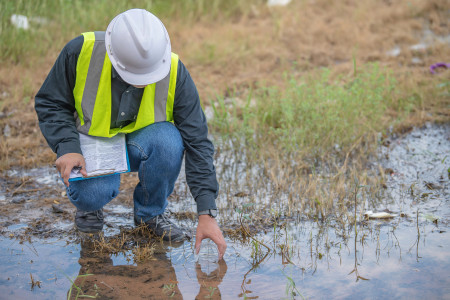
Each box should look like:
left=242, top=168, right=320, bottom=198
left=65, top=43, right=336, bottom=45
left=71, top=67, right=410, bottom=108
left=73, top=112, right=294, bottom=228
left=195, top=260, right=227, bottom=299
left=69, top=239, right=228, bottom=299
left=0, top=216, right=448, bottom=298
left=70, top=239, right=183, bottom=299
left=240, top=251, right=270, bottom=299
left=194, top=239, right=228, bottom=298
left=349, top=224, right=369, bottom=282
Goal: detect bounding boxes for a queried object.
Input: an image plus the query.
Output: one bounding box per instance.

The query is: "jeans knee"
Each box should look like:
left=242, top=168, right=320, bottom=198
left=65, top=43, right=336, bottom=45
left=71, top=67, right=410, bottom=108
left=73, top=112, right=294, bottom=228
left=155, top=136, right=184, bottom=166
left=127, top=122, right=184, bottom=168
left=66, top=175, right=120, bottom=211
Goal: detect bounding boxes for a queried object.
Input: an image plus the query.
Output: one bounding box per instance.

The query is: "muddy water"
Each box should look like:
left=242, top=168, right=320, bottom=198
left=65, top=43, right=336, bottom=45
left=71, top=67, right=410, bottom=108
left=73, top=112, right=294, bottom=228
left=0, top=123, right=449, bottom=299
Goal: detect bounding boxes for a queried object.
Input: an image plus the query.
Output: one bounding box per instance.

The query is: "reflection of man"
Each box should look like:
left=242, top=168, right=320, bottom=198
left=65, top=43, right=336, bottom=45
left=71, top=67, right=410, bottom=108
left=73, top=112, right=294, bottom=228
left=35, top=9, right=225, bottom=256
left=72, top=240, right=182, bottom=299
left=195, top=260, right=228, bottom=299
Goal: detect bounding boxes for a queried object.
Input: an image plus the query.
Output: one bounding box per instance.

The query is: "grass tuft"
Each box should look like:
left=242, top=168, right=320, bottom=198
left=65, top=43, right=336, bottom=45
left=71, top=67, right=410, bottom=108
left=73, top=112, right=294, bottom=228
left=211, top=63, right=414, bottom=159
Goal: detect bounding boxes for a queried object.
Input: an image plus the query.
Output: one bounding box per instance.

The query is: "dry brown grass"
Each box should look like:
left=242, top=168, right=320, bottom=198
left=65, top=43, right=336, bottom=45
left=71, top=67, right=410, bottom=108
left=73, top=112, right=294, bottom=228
left=87, top=225, right=158, bottom=263
left=169, top=0, right=449, bottom=100
left=132, top=242, right=156, bottom=263
left=0, top=0, right=448, bottom=175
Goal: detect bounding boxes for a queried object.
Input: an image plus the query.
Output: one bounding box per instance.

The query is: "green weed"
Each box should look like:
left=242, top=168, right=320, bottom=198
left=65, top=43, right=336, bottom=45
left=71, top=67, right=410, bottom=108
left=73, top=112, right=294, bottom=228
left=283, top=270, right=304, bottom=300
left=163, top=283, right=177, bottom=298
left=66, top=273, right=98, bottom=300
left=205, top=286, right=218, bottom=299
left=211, top=63, right=407, bottom=158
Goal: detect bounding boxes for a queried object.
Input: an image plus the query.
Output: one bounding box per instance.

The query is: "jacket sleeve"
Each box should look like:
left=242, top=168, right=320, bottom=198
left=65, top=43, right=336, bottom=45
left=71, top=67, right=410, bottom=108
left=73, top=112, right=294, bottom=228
left=173, top=60, right=219, bottom=213
left=34, top=37, right=83, bottom=158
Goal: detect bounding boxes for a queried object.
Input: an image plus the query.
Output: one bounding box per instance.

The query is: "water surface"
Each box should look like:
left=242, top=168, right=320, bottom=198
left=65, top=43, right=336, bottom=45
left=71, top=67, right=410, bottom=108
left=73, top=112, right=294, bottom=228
left=0, top=124, right=448, bottom=299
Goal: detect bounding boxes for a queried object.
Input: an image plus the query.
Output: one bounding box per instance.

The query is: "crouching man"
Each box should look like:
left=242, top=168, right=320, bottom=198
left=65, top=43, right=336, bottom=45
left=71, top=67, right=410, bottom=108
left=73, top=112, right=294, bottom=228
left=35, top=9, right=226, bottom=259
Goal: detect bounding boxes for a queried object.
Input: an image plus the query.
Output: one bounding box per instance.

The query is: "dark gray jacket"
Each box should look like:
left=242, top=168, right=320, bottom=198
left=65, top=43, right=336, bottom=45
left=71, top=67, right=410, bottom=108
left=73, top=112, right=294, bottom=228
left=35, top=35, right=218, bottom=212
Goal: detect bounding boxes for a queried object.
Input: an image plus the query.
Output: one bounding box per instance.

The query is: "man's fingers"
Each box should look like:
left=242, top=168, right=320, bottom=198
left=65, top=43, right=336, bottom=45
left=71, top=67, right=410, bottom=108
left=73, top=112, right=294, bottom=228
left=62, top=163, right=72, bottom=187
left=59, top=164, right=65, bottom=178
left=217, top=242, right=227, bottom=260
left=55, top=153, right=87, bottom=186
left=196, top=233, right=226, bottom=259
left=217, top=237, right=227, bottom=260
left=196, top=215, right=227, bottom=259
left=79, top=159, right=87, bottom=177
left=195, top=233, right=204, bottom=254
left=210, top=234, right=227, bottom=260
left=59, top=164, right=68, bottom=187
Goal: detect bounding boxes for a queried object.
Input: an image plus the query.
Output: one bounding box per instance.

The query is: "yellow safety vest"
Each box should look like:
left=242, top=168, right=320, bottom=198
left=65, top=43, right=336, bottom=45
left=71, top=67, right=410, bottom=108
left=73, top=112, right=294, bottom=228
left=73, top=31, right=178, bottom=137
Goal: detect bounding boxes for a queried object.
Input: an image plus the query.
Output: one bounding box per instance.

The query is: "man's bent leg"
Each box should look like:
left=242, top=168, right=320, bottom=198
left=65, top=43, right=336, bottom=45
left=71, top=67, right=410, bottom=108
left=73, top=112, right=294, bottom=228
left=126, top=122, right=184, bottom=224
left=66, top=175, right=120, bottom=211
left=66, top=175, right=120, bottom=232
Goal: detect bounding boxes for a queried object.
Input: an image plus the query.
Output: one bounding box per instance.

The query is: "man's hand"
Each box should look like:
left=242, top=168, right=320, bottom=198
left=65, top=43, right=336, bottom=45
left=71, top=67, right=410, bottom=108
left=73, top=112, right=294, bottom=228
left=55, top=153, right=87, bottom=187
left=195, top=215, right=227, bottom=260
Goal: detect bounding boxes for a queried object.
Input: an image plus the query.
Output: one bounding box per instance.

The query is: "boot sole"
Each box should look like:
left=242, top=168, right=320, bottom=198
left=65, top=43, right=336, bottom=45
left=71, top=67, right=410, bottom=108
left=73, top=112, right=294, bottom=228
left=76, top=224, right=103, bottom=233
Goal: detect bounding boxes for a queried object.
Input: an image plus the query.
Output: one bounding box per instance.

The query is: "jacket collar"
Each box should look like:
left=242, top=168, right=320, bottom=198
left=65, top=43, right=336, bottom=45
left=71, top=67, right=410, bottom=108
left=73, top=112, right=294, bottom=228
left=111, top=66, right=120, bottom=79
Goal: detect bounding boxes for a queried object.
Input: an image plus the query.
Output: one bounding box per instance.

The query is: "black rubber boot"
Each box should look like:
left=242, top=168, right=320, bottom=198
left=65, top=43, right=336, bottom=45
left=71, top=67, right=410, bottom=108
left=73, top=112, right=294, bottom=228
left=75, top=209, right=104, bottom=233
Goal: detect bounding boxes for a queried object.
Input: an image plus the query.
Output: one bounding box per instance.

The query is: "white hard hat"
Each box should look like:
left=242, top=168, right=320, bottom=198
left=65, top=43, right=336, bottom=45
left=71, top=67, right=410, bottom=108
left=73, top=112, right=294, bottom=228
left=105, top=9, right=171, bottom=85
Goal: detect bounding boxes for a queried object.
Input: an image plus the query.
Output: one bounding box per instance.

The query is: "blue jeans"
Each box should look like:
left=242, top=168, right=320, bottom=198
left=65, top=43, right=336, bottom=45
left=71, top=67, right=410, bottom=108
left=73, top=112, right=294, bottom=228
left=66, top=122, right=185, bottom=223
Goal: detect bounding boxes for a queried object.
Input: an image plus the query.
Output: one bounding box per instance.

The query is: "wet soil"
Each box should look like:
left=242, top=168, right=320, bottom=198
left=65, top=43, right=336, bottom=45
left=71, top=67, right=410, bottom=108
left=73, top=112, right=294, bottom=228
left=0, top=123, right=448, bottom=299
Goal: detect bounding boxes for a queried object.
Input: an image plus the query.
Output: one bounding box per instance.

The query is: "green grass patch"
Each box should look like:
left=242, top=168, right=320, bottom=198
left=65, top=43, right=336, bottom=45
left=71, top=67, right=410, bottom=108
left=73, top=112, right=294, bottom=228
left=211, top=63, right=418, bottom=159
left=0, top=0, right=262, bottom=63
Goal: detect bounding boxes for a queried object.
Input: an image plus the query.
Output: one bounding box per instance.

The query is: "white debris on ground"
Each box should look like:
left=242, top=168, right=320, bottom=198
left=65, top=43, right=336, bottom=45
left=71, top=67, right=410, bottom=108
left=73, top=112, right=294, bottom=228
left=364, top=210, right=398, bottom=219
left=204, top=106, right=214, bottom=121
left=10, top=14, right=29, bottom=30
left=3, top=124, right=11, bottom=137
left=10, top=14, right=49, bottom=30
left=267, top=0, right=292, bottom=7
left=386, top=46, right=401, bottom=57
left=386, top=27, right=450, bottom=61
left=29, top=16, right=49, bottom=25
left=411, top=57, right=423, bottom=65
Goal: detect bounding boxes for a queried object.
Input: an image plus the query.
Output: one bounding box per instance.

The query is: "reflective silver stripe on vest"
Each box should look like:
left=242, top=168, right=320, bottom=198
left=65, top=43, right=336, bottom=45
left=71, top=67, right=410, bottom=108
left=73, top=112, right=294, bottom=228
left=76, top=31, right=171, bottom=135
left=77, top=31, right=106, bottom=133
left=154, top=71, right=170, bottom=122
